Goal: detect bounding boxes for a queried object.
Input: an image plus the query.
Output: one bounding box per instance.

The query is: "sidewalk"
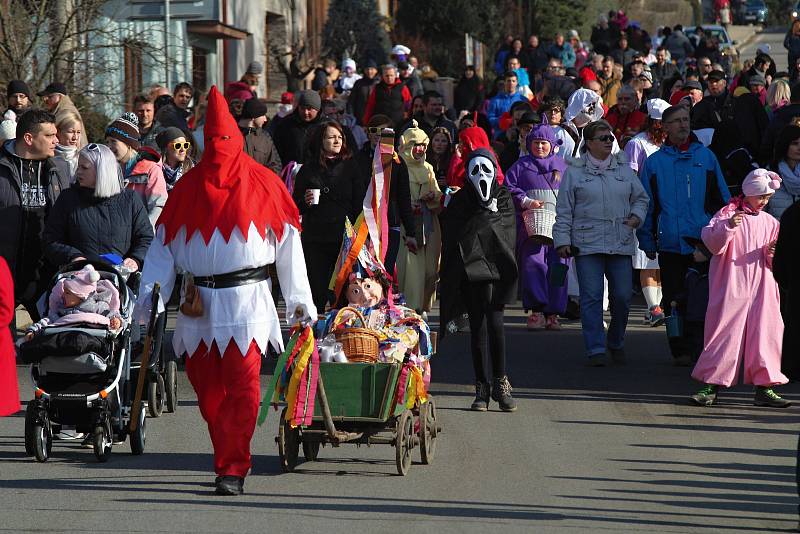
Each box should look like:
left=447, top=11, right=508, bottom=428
left=727, top=23, right=762, bottom=48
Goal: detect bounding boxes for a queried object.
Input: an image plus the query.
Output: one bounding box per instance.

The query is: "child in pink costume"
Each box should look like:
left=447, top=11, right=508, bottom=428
left=690, top=168, right=791, bottom=407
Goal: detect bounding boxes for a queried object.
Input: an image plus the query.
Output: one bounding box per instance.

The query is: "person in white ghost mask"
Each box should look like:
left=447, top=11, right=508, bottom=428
left=439, top=148, right=519, bottom=412
left=554, top=87, right=620, bottom=159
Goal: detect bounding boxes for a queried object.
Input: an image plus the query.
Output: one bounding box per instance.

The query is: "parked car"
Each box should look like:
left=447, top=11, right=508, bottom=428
left=740, top=0, right=769, bottom=23
left=685, top=25, right=741, bottom=76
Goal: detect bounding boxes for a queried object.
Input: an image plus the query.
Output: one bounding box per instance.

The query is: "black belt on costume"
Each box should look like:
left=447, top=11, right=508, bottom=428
left=192, top=265, right=272, bottom=289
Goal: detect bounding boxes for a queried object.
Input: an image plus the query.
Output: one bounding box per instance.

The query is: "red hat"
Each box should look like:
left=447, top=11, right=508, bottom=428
left=157, top=86, right=300, bottom=245
left=281, top=91, right=294, bottom=104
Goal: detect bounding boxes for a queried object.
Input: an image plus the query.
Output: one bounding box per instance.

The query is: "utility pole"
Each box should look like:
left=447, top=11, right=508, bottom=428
left=164, top=0, right=171, bottom=88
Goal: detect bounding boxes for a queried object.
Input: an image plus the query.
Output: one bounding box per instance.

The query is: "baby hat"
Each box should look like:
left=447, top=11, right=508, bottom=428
left=742, top=168, right=782, bottom=197
left=64, top=265, right=101, bottom=299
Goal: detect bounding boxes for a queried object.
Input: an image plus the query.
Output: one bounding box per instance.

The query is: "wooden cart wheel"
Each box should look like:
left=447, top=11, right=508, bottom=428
left=419, top=397, right=438, bottom=465
left=302, top=440, right=320, bottom=462
left=277, top=407, right=299, bottom=472
left=395, top=409, right=414, bottom=476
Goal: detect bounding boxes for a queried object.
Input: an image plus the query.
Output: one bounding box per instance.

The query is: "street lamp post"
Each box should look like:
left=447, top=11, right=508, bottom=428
left=164, top=0, right=171, bottom=88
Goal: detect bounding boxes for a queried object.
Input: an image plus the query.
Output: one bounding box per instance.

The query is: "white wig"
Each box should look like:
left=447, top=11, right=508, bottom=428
left=80, top=143, right=123, bottom=198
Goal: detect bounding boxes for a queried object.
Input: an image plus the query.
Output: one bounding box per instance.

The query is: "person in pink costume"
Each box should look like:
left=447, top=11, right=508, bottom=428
left=690, top=168, right=791, bottom=407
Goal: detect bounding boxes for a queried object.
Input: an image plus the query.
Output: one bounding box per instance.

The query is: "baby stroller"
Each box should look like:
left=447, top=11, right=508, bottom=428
left=19, top=259, right=146, bottom=462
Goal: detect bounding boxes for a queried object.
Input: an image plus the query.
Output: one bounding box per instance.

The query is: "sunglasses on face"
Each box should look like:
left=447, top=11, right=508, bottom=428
left=368, top=127, right=387, bottom=134
left=592, top=134, right=615, bottom=142
left=171, top=141, right=191, bottom=151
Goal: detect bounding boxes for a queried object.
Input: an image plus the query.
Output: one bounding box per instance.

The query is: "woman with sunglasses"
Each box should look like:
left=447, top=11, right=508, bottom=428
left=105, top=112, right=168, bottom=227
left=553, top=120, right=649, bottom=366
left=156, top=127, right=194, bottom=190
left=42, top=143, right=154, bottom=273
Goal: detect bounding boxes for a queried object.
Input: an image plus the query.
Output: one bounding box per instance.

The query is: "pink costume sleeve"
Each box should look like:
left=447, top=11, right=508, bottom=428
left=701, top=204, right=739, bottom=256
left=765, top=217, right=780, bottom=270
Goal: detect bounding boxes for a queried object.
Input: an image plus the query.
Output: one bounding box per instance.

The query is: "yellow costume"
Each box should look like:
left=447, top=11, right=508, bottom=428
left=397, top=121, right=442, bottom=313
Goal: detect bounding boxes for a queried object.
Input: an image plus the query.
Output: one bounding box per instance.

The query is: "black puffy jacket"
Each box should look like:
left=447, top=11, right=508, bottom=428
left=292, top=157, right=367, bottom=244
left=0, top=140, right=69, bottom=288
left=42, top=185, right=154, bottom=269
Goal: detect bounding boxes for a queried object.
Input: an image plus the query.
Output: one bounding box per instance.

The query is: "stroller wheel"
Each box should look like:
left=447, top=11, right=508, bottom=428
left=164, top=360, right=178, bottom=413
left=92, top=424, right=112, bottom=462
left=24, top=403, right=37, bottom=456
left=130, top=403, right=146, bottom=455
left=147, top=374, right=165, bottom=418
left=32, top=421, right=52, bottom=463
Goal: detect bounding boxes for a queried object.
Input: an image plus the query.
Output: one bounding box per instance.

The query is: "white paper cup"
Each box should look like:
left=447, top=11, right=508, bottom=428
left=310, top=189, right=321, bottom=205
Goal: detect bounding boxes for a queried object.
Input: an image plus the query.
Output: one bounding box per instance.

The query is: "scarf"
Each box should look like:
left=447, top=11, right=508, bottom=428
left=778, top=160, right=800, bottom=196
left=55, top=144, right=78, bottom=178
left=586, top=153, right=612, bottom=170
left=162, top=163, right=183, bottom=189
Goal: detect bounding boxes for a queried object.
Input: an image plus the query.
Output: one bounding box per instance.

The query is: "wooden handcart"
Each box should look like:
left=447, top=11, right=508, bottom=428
left=276, top=361, right=440, bottom=476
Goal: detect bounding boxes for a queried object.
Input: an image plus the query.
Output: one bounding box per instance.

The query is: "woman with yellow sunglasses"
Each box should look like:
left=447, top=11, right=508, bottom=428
left=156, top=127, right=194, bottom=190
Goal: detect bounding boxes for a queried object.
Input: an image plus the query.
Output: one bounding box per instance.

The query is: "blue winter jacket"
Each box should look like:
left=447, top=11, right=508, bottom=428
left=637, top=141, right=730, bottom=255
left=486, top=91, right=528, bottom=131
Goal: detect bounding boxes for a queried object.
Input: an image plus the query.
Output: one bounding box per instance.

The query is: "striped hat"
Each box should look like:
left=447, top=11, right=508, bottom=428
left=105, top=112, right=140, bottom=149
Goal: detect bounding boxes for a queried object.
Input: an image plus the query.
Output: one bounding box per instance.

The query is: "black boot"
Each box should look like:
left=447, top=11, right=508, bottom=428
left=470, top=381, right=490, bottom=411
left=215, top=476, right=244, bottom=495
left=491, top=376, right=517, bottom=412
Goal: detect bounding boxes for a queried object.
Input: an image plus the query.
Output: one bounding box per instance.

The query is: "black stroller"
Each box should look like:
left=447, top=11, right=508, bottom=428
left=20, top=260, right=149, bottom=462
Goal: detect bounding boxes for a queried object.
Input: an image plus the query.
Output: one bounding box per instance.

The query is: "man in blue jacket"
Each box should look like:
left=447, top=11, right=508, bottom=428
left=638, top=103, right=730, bottom=366
left=486, top=71, right=528, bottom=137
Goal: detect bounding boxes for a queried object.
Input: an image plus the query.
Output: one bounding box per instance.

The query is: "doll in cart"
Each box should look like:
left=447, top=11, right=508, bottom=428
left=316, top=218, right=434, bottom=379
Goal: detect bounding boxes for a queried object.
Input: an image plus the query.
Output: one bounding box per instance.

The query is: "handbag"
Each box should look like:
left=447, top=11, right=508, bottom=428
left=179, top=274, right=204, bottom=317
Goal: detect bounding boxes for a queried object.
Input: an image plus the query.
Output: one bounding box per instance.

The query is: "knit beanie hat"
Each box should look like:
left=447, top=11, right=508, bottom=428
left=155, top=127, right=186, bottom=151
left=742, top=168, right=782, bottom=197
left=106, top=112, right=140, bottom=150
left=6, top=80, right=31, bottom=99
left=64, top=265, right=100, bottom=299
left=246, top=61, right=263, bottom=75
left=297, top=90, right=322, bottom=111
left=343, top=58, right=357, bottom=71
left=241, top=97, right=268, bottom=120
left=0, top=119, right=16, bottom=142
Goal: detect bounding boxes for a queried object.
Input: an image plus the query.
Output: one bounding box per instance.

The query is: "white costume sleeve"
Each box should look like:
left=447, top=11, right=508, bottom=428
left=135, top=227, right=177, bottom=322
left=275, top=224, right=318, bottom=324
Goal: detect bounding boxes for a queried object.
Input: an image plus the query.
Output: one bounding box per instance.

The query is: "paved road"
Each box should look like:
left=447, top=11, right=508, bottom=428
left=1, top=300, right=797, bottom=533
left=738, top=25, right=789, bottom=71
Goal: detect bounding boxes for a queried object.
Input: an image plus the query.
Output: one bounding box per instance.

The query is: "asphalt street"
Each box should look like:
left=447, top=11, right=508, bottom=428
left=2, top=297, right=797, bottom=533
left=737, top=25, right=788, bottom=71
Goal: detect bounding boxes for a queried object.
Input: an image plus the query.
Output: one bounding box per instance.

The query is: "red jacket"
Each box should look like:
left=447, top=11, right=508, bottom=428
left=606, top=106, right=647, bottom=145
left=0, top=257, right=20, bottom=416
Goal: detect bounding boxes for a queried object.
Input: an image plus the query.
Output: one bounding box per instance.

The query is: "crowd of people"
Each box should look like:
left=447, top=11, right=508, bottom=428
left=2, top=12, right=800, bottom=426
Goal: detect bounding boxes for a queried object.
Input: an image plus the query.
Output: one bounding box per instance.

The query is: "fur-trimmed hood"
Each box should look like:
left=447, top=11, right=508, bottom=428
left=566, top=150, right=628, bottom=173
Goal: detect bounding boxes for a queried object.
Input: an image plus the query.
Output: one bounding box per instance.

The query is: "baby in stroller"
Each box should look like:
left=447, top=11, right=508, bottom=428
left=25, top=265, right=122, bottom=340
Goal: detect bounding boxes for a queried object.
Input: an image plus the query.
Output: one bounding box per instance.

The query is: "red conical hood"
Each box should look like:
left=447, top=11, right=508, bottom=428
left=156, top=85, right=300, bottom=245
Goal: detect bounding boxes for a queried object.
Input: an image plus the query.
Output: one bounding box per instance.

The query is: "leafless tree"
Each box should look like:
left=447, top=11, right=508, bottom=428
left=0, top=0, right=167, bottom=106
left=269, top=37, right=329, bottom=92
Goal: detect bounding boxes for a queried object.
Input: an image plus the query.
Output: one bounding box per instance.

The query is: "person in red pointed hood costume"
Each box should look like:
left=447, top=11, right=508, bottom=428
left=446, top=123, right=505, bottom=189
left=136, top=86, right=316, bottom=496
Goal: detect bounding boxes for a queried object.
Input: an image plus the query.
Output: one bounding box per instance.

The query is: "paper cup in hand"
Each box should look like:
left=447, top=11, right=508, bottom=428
left=310, top=189, right=321, bottom=205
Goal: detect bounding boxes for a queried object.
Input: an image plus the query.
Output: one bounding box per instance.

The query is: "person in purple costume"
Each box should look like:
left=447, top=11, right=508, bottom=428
left=505, top=123, right=569, bottom=330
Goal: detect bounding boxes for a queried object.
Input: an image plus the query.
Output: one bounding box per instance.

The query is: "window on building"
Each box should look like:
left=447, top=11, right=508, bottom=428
left=123, top=40, right=143, bottom=110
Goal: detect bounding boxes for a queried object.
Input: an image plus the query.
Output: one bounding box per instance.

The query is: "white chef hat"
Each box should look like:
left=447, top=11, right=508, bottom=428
left=646, top=99, right=671, bottom=120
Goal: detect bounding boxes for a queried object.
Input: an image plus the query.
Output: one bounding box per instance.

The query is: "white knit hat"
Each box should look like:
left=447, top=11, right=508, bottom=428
left=0, top=119, right=15, bottom=142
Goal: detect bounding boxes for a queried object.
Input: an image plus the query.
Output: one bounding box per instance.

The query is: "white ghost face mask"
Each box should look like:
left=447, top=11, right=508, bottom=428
left=467, top=155, right=496, bottom=203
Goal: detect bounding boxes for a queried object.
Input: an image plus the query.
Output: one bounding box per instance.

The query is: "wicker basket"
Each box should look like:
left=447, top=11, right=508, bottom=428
left=522, top=207, right=556, bottom=244
left=331, top=306, right=380, bottom=363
